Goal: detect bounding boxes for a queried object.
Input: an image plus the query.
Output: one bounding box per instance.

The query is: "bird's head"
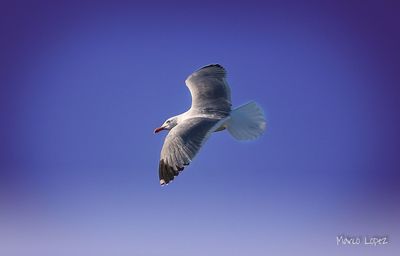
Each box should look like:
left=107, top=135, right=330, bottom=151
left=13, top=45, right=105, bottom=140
left=154, top=116, right=179, bottom=134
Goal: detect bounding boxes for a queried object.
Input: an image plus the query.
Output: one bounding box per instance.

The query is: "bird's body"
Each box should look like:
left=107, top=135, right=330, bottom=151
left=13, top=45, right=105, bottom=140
left=155, top=64, right=266, bottom=185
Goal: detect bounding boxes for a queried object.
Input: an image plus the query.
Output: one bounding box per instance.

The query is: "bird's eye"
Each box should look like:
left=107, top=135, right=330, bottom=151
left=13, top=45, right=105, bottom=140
left=166, top=120, right=171, bottom=124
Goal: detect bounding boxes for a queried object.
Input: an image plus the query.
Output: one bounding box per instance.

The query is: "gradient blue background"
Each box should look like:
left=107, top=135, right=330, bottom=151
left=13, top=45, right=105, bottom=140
left=1, top=1, right=399, bottom=255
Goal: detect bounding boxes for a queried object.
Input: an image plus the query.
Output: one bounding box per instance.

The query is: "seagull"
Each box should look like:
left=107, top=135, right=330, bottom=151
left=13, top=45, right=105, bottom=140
left=154, top=64, right=266, bottom=185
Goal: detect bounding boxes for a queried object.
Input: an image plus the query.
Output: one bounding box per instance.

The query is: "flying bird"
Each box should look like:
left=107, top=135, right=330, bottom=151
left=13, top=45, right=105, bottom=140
left=154, top=64, right=266, bottom=185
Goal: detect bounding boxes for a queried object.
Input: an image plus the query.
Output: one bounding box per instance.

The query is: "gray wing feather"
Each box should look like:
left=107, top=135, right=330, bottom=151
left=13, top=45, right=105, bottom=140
left=159, top=117, right=226, bottom=184
left=185, top=64, right=232, bottom=117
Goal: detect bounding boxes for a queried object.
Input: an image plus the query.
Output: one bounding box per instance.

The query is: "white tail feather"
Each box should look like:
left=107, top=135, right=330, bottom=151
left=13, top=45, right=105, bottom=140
left=226, top=101, right=266, bottom=140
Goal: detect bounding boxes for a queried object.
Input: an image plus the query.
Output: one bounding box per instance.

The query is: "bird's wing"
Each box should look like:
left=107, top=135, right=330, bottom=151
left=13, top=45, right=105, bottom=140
left=185, top=64, right=232, bottom=117
left=159, top=116, right=227, bottom=185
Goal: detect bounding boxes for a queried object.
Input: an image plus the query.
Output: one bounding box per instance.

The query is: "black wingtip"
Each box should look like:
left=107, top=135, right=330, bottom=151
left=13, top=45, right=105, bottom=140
left=159, top=159, right=186, bottom=186
left=199, top=63, right=225, bottom=70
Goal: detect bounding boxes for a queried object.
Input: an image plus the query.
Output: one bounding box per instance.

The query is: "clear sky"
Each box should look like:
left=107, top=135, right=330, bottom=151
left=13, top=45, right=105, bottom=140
left=1, top=1, right=399, bottom=255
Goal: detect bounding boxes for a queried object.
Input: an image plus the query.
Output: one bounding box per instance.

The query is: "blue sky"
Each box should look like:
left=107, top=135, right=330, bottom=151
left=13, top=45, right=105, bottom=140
left=1, top=1, right=399, bottom=255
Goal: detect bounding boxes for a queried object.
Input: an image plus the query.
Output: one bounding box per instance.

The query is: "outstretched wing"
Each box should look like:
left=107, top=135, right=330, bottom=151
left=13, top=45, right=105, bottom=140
left=185, top=64, right=232, bottom=117
left=159, top=117, right=227, bottom=185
